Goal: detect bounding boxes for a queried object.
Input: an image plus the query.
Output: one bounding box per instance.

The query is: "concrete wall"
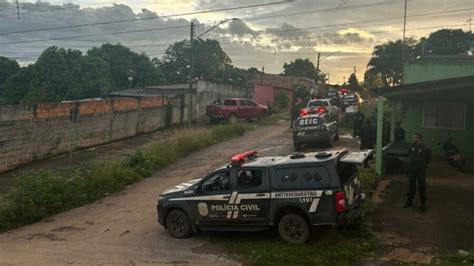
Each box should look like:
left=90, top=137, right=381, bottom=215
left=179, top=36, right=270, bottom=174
left=0, top=97, right=171, bottom=173
left=195, top=81, right=252, bottom=121
left=404, top=61, right=474, bottom=84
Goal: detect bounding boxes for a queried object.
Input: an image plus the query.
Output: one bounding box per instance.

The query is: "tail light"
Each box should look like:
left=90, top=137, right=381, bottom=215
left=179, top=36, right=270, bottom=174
left=299, top=108, right=308, bottom=117
left=317, top=107, right=327, bottom=113
left=335, top=192, right=346, bottom=213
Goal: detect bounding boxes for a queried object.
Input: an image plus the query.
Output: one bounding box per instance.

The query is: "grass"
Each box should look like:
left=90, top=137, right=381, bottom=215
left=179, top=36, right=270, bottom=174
left=0, top=123, right=252, bottom=232
left=212, top=165, right=378, bottom=265
left=436, top=250, right=474, bottom=265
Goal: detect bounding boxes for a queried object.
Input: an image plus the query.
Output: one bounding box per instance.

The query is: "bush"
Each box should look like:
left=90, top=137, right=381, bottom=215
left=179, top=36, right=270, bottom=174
left=0, top=123, right=249, bottom=232
left=275, top=90, right=290, bottom=111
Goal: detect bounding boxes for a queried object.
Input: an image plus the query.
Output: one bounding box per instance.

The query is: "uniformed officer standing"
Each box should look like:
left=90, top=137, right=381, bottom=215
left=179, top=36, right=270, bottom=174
left=353, top=110, right=365, bottom=138
left=404, top=133, right=431, bottom=212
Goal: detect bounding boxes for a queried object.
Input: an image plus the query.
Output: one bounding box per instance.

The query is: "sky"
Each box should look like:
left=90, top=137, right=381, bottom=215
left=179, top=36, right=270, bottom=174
left=0, top=0, right=473, bottom=84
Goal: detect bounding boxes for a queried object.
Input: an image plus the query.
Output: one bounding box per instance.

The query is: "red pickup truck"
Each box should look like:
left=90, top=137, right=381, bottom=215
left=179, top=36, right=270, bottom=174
left=206, top=98, right=268, bottom=123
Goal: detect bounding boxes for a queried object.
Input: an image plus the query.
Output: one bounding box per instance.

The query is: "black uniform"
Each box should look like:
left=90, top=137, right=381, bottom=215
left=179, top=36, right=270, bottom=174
left=353, top=111, right=365, bottom=137
left=406, top=143, right=431, bottom=205
left=395, top=125, right=406, bottom=142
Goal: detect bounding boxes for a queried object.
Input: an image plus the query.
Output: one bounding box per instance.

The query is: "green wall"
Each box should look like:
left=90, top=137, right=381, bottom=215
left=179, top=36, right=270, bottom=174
left=404, top=61, right=474, bottom=84
left=401, top=98, right=474, bottom=158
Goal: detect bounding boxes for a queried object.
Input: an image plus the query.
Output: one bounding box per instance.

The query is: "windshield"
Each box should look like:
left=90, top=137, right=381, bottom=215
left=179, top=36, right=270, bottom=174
left=308, top=100, right=329, bottom=107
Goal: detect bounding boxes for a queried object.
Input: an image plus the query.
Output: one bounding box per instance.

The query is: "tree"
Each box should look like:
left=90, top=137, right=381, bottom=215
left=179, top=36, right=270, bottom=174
left=1, top=66, right=34, bottom=104
left=87, top=43, right=162, bottom=91
left=281, top=58, right=327, bottom=83
left=247, top=67, right=262, bottom=74
left=0, top=57, right=20, bottom=89
left=275, top=90, right=290, bottom=111
left=421, top=29, right=472, bottom=56
left=160, top=38, right=231, bottom=84
left=366, top=38, right=416, bottom=86
left=347, top=73, right=363, bottom=93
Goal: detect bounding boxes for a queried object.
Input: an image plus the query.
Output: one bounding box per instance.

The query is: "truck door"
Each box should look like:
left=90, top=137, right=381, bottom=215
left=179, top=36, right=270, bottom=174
left=196, top=170, right=236, bottom=225
left=239, top=100, right=252, bottom=119
left=233, top=168, right=270, bottom=224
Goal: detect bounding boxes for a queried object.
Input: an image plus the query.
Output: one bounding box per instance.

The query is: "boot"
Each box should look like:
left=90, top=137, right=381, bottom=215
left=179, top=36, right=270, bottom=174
left=420, top=201, right=426, bottom=212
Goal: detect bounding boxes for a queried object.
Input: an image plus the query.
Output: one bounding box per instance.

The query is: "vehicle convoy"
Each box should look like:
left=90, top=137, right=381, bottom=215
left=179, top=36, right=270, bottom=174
left=157, top=150, right=371, bottom=244
left=293, top=111, right=339, bottom=150
left=205, top=98, right=268, bottom=123
left=342, top=93, right=361, bottom=114
left=304, top=99, right=339, bottom=119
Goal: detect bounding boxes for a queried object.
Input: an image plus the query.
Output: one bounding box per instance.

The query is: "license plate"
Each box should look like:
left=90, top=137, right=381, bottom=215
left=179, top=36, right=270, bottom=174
left=298, top=118, right=318, bottom=126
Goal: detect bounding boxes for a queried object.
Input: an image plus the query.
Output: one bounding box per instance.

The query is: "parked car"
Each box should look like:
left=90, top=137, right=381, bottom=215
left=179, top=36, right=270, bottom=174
left=304, top=99, right=339, bottom=120
left=156, top=150, right=370, bottom=244
left=293, top=112, right=339, bottom=150
left=206, top=98, right=268, bottom=123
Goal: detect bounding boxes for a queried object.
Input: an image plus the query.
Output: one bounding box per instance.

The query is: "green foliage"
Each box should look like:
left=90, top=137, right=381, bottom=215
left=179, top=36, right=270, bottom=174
left=275, top=90, right=290, bottom=111
left=282, top=58, right=327, bottom=82
left=437, top=250, right=474, bottom=265
left=0, top=123, right=250, bottom=232
left=366, top=38, right=417, bottom=86
left=294, top=84, right=310, bottom=102
left=0, top=44, right=163, bottom=104
left=422, top=29, right=473, bottom=56
left=0, top=56, right=20, bottom=98
left=347, top=73, right=363, bottom=93
left=160, top=38, right=232, bottom=84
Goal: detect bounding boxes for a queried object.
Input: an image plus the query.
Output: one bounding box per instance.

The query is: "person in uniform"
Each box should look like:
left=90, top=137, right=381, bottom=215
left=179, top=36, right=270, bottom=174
left=395, top=122, right=406, bottom=142
left=290, top=102, right=300, bottom=128
left=360, top=120, right=375, bottom=168
left=353, top=110, right=365, bottom=138
left=404, top=133, right=431, bottom=212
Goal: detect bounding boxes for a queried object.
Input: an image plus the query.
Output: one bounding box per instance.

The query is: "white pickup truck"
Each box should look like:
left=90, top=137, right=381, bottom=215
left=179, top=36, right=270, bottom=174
left=304, top=99, right=339, bottom=120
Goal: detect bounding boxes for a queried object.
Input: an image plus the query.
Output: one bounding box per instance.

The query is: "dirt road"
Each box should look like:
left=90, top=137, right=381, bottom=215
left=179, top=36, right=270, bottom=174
left=0, top=122, right=358, bottom=265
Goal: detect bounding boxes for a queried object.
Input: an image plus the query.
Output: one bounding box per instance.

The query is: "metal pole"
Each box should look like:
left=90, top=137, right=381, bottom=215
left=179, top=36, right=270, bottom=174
left=15, top=0, right=20, bottom=20
left=401, top=0, right=408, bottom=84
left=188, top=22, right=195, bottom=129
left=375, top=96, right=384, bottom=179
left=314, top=53, right=320, bottom=97
left=69, top=124, right=74, bottom=165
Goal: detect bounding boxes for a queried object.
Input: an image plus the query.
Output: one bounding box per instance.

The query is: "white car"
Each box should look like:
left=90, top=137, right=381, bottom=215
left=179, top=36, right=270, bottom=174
left=305, top=99, right=339, bottom=119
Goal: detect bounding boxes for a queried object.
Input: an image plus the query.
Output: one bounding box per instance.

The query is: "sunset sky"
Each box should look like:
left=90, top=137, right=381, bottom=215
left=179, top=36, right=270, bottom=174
left=1, top=0, right=473, bottom=83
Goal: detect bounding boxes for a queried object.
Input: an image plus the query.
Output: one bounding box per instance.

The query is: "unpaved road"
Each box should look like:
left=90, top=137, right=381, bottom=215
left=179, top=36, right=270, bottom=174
left=0, top=122, right=357, bottom=265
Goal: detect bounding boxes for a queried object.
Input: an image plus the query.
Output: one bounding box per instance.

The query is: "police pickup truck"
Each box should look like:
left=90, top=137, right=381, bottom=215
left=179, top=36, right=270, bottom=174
left=293, top=112, right=339, bottom=150
left=157, top=150, right=372, bottom=244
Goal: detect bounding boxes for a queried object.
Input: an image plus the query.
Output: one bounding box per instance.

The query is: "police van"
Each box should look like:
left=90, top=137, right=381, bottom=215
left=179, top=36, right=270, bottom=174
left=293, top=111, right=339, bottom=150
left=157, top=150, right=371, bottom=244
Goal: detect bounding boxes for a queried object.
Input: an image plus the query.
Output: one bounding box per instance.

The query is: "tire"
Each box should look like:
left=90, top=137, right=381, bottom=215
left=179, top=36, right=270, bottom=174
left=228, top=114, right=237, bottom=124
left=165, top=210, right=193, bottom=239
left=278, top=214, right=310, bottom=244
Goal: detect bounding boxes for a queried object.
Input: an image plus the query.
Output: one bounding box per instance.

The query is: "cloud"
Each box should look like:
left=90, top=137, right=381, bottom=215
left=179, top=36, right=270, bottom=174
left=227, top=20, right=257, bottom=36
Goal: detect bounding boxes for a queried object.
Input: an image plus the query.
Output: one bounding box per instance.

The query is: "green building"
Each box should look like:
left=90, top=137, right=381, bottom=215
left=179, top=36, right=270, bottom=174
left=374, top=56, right=474, bottom=177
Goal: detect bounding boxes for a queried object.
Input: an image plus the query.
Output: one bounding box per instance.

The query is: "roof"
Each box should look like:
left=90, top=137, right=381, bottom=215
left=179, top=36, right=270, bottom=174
left=375, top=75, right=474, bottom=98
left=216, top=150, right=346, bottom=170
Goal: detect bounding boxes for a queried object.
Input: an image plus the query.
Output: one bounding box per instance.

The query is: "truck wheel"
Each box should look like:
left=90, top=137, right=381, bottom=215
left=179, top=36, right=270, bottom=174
left=278, top=214, right=310, bottom=244
left=165, top=210, right=193, bottom=238
left=229, top=114, right=237, bottom=124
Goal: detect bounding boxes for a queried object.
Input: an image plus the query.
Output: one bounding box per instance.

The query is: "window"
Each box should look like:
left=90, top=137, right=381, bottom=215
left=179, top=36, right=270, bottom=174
left=423, top=102, right=466, bottom=129
left=202, top=172, right=231, bottom=192
left=240, top=100, right=256, bottom=107
left=275, top=167, right=331, bottom=188
left=224, top=100, right=237, bottom=106
left=336, top=162, right=357, bottom=184
left=237, top=170, right=263, bottom=189
left=308, top=100, right=329, bottom=107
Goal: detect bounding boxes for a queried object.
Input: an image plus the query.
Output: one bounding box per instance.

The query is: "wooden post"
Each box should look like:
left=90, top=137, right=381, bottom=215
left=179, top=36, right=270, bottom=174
left=375, top=96, right=384, bottom=179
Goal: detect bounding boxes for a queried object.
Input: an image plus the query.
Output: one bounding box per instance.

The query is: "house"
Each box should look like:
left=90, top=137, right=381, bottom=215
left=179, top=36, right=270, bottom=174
left=247, top=74, right=316, bottom=107
left=374, top=56, right=474, bottom=177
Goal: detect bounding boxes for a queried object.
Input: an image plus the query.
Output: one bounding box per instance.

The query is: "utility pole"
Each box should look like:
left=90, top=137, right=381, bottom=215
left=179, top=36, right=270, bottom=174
left=353, top=66, right=356, bottom=74
left=468, top=18, right=472, bottom=52
left=15, top=0, right=20, bottom=20
left=314, top=53, right=320, bottom=97
left=188, top=22, right=195, bottom=129
left=401, top=0, right=408, bottom=83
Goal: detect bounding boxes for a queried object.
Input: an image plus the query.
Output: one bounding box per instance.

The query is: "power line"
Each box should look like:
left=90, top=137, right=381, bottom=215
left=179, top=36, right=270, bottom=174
left=0, top=1, right=291, bottom=36
left=0, top=25, right=190, bottom=45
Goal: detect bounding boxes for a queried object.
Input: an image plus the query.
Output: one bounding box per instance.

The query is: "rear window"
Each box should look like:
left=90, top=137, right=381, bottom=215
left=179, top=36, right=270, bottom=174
left=275, top=166, right=331, bottom=188
left=336, top=162, right=357, bottom=184
left=308, top=100, right=329, bottom=107
left=224, top=99, right=237, bottom=106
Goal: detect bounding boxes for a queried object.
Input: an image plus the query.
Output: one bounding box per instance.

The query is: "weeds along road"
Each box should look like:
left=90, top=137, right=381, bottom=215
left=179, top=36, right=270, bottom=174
left=0, top=122, right=358, bottom=265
